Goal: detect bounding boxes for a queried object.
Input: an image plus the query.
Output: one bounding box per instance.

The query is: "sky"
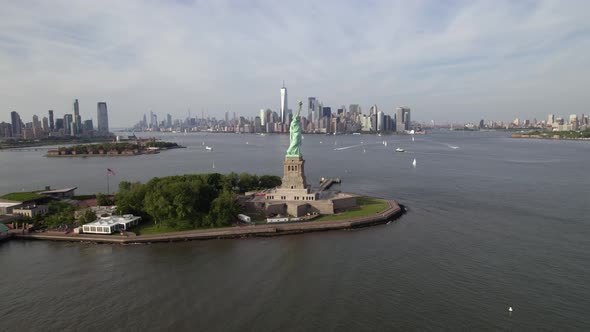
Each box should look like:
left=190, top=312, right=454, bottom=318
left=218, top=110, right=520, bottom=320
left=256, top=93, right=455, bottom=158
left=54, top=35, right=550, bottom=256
left=1, top=0, right=589, bottom=126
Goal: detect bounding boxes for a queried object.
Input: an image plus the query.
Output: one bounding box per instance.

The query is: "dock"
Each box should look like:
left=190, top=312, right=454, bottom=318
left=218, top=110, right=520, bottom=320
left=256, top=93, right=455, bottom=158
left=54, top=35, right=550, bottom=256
left=319, top=177, right=341, bottom=191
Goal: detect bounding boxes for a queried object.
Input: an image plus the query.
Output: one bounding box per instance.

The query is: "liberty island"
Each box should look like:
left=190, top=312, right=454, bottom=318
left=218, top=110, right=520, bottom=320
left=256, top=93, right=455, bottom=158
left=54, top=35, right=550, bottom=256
left=2, top=101, right=403, bottom=244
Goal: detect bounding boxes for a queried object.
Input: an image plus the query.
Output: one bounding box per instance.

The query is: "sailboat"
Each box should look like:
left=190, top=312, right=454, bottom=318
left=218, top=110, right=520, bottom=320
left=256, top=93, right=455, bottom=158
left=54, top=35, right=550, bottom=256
left=384, top=141, right=388, bottom=147
left=412, top=136, right=415, bottom=142
left=412, top=158, right=417, bottom=167
left=212, top=161, right=215, bottom=169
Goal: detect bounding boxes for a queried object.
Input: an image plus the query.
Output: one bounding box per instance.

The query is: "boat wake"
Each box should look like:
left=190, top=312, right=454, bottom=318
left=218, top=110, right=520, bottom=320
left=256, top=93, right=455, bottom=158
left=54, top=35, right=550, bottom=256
left=334, top=144, right=364, bottom=151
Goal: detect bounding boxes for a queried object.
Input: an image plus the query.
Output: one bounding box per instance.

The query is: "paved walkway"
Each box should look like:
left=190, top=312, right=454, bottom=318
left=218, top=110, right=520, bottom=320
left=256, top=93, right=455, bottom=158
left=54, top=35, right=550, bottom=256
left=13, top=200, right=403, bottom=244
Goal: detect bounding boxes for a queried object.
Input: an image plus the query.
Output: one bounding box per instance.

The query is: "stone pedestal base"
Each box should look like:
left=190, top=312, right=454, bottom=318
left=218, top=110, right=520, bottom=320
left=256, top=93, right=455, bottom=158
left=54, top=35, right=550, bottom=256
left=282, top=156, right=307, bottom=190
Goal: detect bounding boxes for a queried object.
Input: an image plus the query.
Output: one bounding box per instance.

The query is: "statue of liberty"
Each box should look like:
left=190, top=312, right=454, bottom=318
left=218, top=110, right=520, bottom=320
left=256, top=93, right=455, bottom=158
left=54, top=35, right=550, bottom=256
left=286, top=100, right=303, bottom=157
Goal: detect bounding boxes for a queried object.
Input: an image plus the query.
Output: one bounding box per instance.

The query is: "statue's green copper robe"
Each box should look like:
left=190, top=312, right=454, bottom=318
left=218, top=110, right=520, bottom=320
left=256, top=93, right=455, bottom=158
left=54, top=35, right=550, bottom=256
left=286, top=102, right=303, bottom=157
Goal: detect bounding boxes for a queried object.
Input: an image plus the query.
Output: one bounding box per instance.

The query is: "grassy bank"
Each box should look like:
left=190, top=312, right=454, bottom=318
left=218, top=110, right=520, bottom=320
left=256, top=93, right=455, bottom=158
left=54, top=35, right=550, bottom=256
left=313, top=197, right=389, bottom=222
left=131, top=222, right=193, bottom=235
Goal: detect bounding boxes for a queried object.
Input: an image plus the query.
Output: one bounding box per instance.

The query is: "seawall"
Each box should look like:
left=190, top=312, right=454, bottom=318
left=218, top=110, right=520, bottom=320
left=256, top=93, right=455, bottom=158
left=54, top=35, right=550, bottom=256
left=13, top=200, right=404, bottom=244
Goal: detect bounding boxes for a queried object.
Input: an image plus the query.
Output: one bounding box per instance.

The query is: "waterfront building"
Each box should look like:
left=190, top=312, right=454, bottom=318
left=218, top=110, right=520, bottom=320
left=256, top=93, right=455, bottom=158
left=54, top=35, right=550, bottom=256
left=0, top=200, right=22, bottom=215
left=83, top=119, right=93, bottom=132
left=10, top=111, right=22, bottom=138
left=280, top=82, right=288, bottom=124
left=38, top=187, right=77, bottom=199
left=0, top=122, right=12, bottom=138
left=166, top=114, right=172, bottom=128
left=48, top=110, right=54, bottom=131
left=42, top=117, right=49, bottom=132
left=377, top=111, right=384, bottom=132
left=396, top=107, right=411, bottom=132
left=12, top=205, right=48, bottom=218
left=55, top=119, right=64, bottom=131
left=73, top=99, right=81, bottom=134
left=259, top=109, right=266, bottom=127
left=82, top=215, right=141, bottom=234
left=97, top=102, right=109, bottom=135
left=63, top=114, right=73, bottom=136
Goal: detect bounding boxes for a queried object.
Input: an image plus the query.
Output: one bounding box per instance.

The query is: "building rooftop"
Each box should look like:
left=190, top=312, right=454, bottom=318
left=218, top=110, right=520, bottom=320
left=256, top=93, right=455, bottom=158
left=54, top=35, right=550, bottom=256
left=0, top=192, right=45, bottom=202
left=0, top=200, right=22, bottom=208
left=84, top=215, right=141, bottom=227
left=38, top=187, right=77, bottom=195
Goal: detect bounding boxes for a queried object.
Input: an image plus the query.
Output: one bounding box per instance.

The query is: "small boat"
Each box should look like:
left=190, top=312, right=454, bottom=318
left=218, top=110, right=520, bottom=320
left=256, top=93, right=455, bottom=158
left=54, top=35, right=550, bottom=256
left=412, top=136, right=415, bottom=142
left=395, top=148, right=404, bottom=152
left=508, top=306, right=513, bottom=312
left=412, top=158, right=416, bottom=167
left=205, top=146, right=212, bottom=151
left=383, top=141, right=388, bottom=147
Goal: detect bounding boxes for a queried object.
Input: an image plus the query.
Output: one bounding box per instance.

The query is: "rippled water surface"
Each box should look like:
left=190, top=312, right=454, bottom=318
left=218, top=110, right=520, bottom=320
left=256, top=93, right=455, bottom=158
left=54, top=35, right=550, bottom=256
left=1, top=131, right=589, bottom=331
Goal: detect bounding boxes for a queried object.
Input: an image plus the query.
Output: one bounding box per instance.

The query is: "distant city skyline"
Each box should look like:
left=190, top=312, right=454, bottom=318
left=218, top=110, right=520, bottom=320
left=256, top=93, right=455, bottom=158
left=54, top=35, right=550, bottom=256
left=1, top=1, right=589, bottom=126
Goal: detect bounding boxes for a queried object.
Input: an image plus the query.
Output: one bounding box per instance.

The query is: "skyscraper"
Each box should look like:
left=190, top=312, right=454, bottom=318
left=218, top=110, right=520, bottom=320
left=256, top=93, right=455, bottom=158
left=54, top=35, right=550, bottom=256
left=166, top=114, right=172, bottom=128
left=396, top=107, right=411, bottom=132
left=280, top=82, right=288, bottom=124
left=548, top=114, right=555, bottom=125
left=42, top=117, right=49, bottom=131
left=377, top=111, right=384, bottom=132
left=73, top=99, right=81, bottom=135
left=48, top=110, right=54, bottom=131
left=10, top=111, right=22, bottom=138
left=64, top=114, right=73, bottom=135
left=97, top=102, right=109, bottom=135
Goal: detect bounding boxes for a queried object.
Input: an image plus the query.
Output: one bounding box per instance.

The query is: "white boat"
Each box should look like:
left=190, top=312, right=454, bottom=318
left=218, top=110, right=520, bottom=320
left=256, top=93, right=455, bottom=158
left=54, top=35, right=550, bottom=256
left=395, top=148, right=404, bottom=152
left=412, top=158, right=416, bottom=167
left=205, top=146, right=212, bottom=151
left=412, top=136, right=415, bottom=142
left=383, top=141, right=388, bottom=147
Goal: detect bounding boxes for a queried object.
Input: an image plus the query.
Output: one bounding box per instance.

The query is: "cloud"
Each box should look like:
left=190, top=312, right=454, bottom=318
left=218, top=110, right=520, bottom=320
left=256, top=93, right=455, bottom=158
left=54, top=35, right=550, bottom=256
left=0, top=0, right=589, bottom=125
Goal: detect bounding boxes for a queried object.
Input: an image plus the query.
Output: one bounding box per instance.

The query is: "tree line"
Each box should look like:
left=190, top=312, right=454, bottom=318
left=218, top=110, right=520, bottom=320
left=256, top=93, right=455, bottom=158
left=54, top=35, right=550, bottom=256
left=115, top=172, right=281, bottom=229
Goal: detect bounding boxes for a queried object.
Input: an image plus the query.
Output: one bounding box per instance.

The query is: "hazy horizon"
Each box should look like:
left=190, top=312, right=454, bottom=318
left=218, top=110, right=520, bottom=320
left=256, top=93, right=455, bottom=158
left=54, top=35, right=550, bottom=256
left=1, top=0, right=588, bottom=126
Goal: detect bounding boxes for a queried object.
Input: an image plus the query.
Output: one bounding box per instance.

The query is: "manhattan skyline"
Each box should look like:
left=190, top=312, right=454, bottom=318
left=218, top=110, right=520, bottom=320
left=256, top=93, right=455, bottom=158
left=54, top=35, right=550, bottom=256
left=1, top=1, right=588, bottom=126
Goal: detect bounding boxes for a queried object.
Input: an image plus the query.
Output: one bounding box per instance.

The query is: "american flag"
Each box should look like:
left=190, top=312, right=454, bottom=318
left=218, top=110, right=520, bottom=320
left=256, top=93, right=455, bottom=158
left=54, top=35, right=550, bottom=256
left=107, top=168, right=116, bottom=176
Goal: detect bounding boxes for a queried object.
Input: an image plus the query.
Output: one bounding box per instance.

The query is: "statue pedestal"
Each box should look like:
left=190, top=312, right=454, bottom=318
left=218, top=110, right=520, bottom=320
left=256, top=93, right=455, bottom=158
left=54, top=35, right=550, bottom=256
left=282, top=156, right=307, bottom=190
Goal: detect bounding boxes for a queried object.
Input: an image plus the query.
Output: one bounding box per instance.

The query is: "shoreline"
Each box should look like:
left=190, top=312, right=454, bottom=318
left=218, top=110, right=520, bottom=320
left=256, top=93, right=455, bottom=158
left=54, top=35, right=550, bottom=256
left=7, top=200, right=404, bottom=244
left=511, top=134, right=590, bottom=141
left=45, top=146, right=185, bottom=157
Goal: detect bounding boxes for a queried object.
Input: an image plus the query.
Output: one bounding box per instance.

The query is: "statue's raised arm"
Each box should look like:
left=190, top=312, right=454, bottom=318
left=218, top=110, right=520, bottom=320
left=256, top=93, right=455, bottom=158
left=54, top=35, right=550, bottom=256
left=286, top=100, right=303, bottom=157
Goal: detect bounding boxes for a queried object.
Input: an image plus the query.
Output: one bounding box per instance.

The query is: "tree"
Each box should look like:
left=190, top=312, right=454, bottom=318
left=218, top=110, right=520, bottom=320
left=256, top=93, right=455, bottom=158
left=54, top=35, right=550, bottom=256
left=78, top=209, right=97, bottom=226
left=96, top=192, right=114, bottom=206
left=207, top=190, right=238, bottom=227
left=222, top=172, right=239, bottom=191
left=238, top=172, right=258, bottom=192
left=259, top=175, right=281, bottom=189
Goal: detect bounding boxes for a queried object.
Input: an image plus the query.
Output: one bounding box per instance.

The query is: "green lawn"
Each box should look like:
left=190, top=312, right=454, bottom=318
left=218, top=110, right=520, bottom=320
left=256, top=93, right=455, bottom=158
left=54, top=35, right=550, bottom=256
left=313, top=197, right=389, bottom=222
left=131, top=222, right=193, bottom=235
left=1, top=192, right=45, bottom=202
left=130, top=221, right=231, bottom=235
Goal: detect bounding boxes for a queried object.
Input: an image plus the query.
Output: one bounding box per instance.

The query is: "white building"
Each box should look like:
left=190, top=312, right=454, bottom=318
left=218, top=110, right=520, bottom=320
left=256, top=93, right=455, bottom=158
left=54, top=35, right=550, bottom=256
left=82, top=215, right=141, bottom=234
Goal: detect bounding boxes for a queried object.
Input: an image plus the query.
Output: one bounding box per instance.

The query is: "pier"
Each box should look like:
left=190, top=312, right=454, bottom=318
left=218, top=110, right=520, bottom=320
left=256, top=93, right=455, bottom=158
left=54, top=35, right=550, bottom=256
left=319, top=177, right=341, bottom=191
